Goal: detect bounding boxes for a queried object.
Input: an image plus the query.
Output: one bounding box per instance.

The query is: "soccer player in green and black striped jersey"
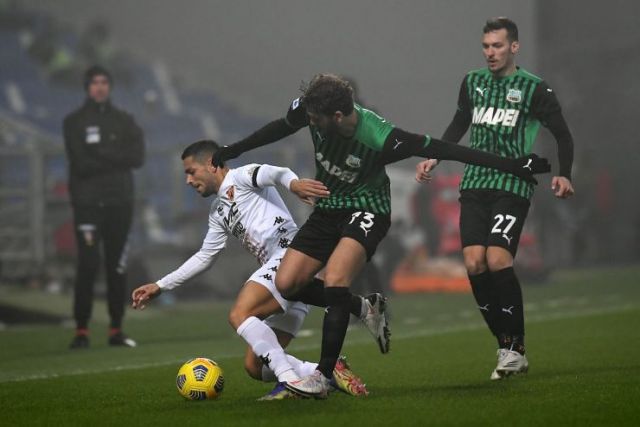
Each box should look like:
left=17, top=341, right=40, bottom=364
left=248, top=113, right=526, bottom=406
left=213, top=73, right=551, bottom=398
left=416, top=17, right=575, bottom=380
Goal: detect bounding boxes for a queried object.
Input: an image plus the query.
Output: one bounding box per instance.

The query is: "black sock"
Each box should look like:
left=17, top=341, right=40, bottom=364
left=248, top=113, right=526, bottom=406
left=317, top=287, right=352, bottom=378
left=286, top=278, right=363, bottom=317
left=350, top=294, right=364, bottom=318
left=491, top=267, right=525, bottom=354
left=469, top=271, right=501, bottom=345
left=285, top=278, right=326, bottom=306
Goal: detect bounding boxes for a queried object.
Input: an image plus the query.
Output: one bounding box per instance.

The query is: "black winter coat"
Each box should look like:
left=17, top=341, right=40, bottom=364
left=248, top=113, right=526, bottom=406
left=63, top=99, right=145, bottom=206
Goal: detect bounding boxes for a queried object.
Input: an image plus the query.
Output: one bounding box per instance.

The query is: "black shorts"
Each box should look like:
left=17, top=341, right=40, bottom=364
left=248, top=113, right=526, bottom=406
left=459, top=189, right=530, bottom=257
left=289, top=208, right=391, bottom=263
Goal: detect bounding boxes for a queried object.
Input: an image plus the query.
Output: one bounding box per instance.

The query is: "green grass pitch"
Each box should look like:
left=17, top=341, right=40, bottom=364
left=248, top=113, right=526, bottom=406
left=1, top=266, right=639, bottom=426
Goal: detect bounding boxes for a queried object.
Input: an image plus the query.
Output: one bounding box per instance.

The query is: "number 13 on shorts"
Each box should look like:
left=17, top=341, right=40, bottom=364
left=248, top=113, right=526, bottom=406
left=350, top=211, right=375, bottom=237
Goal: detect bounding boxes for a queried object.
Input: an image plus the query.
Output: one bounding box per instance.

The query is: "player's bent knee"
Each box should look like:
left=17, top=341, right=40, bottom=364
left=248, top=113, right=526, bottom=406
left=486, top=248, right=514, bottom=272
left=275, top=275, right=299, bottom=298
left=486, top=257, right=513, bottom=272
left=324, top=271, right=350, bottom=287
left=463, top=257, right=487, bottom=275
left=228, top=307, right=249, bottom=330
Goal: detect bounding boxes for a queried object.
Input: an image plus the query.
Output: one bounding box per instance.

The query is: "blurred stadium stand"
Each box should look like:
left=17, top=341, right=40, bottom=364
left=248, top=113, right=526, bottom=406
left=5, top=2, right=637, bottom=306
left=0, top=3, right=291, bottom=290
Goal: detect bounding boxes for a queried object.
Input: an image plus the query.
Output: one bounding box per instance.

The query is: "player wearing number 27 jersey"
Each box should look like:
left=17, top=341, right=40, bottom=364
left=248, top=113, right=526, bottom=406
left=416, top=17, right=575, bottom=381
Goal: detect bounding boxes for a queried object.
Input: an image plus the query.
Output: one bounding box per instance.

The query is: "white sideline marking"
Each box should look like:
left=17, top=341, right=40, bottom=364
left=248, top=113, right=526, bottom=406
left=1, top=304, right=636, bottom=384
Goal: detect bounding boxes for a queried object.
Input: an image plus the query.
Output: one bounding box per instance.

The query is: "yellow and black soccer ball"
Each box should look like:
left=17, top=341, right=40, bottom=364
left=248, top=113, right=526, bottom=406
left=176, top=357, right=224, bottom=400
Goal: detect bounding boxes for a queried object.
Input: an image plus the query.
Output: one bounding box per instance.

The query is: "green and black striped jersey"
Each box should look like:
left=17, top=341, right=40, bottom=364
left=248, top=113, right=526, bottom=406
left=445, top=67, right=565, bottom=199
left=286, top=101, right=418, bottom=215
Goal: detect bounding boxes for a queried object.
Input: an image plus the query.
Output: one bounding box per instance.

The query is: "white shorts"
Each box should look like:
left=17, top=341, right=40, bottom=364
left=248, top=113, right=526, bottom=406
left=246, top=249, right=309, bottom=337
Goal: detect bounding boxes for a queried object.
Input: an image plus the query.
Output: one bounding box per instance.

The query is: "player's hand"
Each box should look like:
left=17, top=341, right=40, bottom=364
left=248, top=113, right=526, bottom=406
left=131, top=283, right=161, bottom=310
left=551, top=176, right=574, bottom=198
left=211, top=145, right=239, bottom=167
left=289, top=179, right=330, bottom=206
left=512, top=153, right=551, bottom=184
left=415, top=159, right=439, bottom=183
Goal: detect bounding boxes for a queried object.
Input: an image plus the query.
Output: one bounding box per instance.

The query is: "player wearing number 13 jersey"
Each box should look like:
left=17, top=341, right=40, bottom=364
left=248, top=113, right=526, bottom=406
left=213, top=73, right=551, bottom=398
left=416, top=17, right=575, bottom=380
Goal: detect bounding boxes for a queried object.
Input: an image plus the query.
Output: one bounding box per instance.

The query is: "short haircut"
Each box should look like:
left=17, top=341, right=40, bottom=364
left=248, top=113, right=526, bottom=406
left=483, top=17, right=519, bottom=42
left=84, top=65, right=112, bottom=90
left=181, top=139, right=220, bottom=165
left=301, top=73, right=354, bottom=116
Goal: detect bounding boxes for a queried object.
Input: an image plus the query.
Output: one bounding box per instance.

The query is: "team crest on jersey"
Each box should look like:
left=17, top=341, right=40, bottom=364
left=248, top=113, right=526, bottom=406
left=226, top=185, right=235, bottom=201
left=345, top=154, right=362, bottom=168
left=506, top=89, right=522, bottom=103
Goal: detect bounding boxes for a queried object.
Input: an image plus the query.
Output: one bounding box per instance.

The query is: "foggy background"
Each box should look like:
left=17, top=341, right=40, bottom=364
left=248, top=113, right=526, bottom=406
left=28, top=0, right=537, bottom=127
left=1, top=1, right=639, bottom=323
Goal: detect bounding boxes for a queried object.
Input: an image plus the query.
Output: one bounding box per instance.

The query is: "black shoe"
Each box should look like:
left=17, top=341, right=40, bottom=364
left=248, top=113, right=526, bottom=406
left=108, top=332, right=137, bottom=347
left=69, top=334, right=89, bottom=349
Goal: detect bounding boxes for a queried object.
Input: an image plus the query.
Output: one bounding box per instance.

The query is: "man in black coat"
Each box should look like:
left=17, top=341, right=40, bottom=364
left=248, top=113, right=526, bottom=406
left=63, top=65, right=145, bottom=349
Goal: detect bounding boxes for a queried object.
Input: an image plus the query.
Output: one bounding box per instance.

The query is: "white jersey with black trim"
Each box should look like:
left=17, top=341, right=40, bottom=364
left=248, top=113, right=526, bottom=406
left=157, top=164, right=299, bottom=290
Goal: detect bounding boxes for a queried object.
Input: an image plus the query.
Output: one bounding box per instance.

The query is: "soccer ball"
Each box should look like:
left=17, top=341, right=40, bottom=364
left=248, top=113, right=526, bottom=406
left=176, top=357, right=224, bottom=400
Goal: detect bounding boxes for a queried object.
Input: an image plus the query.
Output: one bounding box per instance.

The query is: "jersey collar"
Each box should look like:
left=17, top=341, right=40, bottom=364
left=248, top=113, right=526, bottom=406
left=216, top=169, right=234, bottom=197
left=491, top=66, right=521, bottom=82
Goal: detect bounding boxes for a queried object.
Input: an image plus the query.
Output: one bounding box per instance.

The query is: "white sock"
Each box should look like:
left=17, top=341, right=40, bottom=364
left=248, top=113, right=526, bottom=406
left=260, top=354, right=319, bottom=382
left=236, top=316, right=299, bottom=383
left=286, top=355, right=319, bottom=377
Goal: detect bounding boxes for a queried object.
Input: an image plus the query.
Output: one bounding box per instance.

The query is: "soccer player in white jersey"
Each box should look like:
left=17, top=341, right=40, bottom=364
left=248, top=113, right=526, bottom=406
left=132, top=140, right=384, bottom=399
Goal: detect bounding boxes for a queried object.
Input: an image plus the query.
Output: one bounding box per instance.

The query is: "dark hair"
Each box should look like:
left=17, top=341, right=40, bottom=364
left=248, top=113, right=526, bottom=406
left=83, top=65, right=112, bottom=90
left=301, top=73, right=354, bottom=116
left=483, top=17, right=518, bottom=42
left=181, top=139, right=220, bottom=165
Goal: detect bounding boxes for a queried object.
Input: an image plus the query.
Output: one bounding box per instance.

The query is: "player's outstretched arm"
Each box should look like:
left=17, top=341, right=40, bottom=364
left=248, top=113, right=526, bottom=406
left=132, top=244, right=224, bottom=310
left=131, top=283, right=161, bottom=310
left=382, top=128, right=550, bottom=183
left=425, top=138, right=552, bottom=183
left=212, top=119, right=299, bottom=166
